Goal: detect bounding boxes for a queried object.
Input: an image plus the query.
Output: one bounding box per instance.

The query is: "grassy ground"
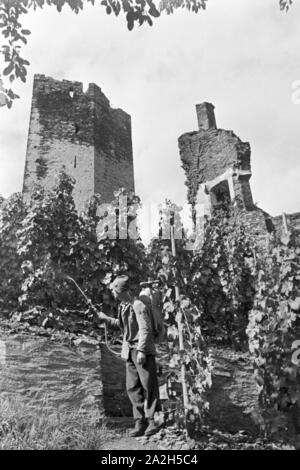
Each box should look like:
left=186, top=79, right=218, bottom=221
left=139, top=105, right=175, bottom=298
left=0, top=396, right=160, bottom=450
left=0, top=396, right=112, bottom=450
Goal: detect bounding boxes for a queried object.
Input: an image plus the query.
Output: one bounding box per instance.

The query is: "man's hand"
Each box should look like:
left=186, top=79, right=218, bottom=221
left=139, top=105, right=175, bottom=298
left=137, top=351, right=146, bottom=365
left=96, top=311, right=107, bottom=323
left=86, top=299, right=98, bottom=315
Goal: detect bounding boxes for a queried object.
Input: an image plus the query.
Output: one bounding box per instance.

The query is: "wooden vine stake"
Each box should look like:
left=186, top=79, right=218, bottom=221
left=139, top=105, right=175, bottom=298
left=282, top=212, right=289, bottom=236
left=170, top=220, right=189, bottom=433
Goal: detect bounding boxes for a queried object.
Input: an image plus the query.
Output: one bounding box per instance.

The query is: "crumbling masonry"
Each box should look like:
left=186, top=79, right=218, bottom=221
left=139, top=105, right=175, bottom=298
left=178, top=102, right=300, bottom=243
left=23, top=74, right=135, bottom=211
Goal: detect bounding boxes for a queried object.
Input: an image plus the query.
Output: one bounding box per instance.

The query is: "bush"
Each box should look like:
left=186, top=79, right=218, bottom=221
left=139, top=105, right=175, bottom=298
left=0, top=171, right=148, bottom=326
left=0, top=193, right=27, bottom=313
left=247, top=231, right=300, bottom=442
left=147, top=200, right=212, bottom=436
left=191, top=204, right=256, bottom=350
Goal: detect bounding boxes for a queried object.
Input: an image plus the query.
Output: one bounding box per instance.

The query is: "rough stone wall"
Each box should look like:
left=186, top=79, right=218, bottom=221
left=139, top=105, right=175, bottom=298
left=23, top=75, right=134, bottom=212
left=179, top=105, right=299, bottom=245
left=159, top=345, right=259, bottom=434
left=288, top=212, right=300, bottom=232
left=94, top=104, right=135, bottom=202
left=273, top=212, right=300, bottom=239
left=196, top=102, right=217, bottom=130
left=178, top=104, right=253, bottom=210
left=239, top=209, right=272, bottom=248
left=207, top=347, right=259, bottom=434
left=0, top=324, right=132, bottom=420
left=0, top=324, right=261, bottom=431
left=178, top=103, right=273, bottom=245
left=100, top=344, right=132, bottom=417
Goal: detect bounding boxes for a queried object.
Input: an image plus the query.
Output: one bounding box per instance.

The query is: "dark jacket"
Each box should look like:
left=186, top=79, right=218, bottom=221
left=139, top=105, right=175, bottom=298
left=102, top=299, right=156, bottom=360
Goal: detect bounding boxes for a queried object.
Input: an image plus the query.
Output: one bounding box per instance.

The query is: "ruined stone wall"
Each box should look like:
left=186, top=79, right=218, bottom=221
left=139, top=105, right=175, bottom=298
left=207, top=347, right=259, bottom=434
left=179, top=103, right=300, bottom=247
left=0, top=321, right=261, bottom=431
left=0, top=322, right=132, bottom=420
left=273, top=212, right=300, bottom=239
left=178, top=103, right=273, bottom=246
left=93, top=85, right=135, bottom=201
left=159, top=345, right=260, bottom=434
left=239, top=209, right=271, bottom=248
left=178, top=103, right=253, bottom=210
left=288, top=212, right=300, bottom=232
left=23, top=75, right=134, bottom=212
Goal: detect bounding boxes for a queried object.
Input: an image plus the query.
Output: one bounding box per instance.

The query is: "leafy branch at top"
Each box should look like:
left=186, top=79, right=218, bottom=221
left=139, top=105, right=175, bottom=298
left=279, top=0, right=294, bottom=10
left=0, top=0, right=292, bottom=108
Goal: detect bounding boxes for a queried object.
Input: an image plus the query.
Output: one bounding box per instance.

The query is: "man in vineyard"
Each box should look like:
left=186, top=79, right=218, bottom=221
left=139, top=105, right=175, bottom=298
left=96, top=275, right=161, bottom=437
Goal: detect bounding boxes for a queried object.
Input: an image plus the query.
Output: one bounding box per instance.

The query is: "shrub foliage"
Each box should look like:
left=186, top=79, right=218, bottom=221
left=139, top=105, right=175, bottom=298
left=1, top=171, right=147, bottom=322
left=148, top=200, right=212, bottom=436
left=247, top=231, right=300, bottom=440
left=191, top=204, right=256, bottom=350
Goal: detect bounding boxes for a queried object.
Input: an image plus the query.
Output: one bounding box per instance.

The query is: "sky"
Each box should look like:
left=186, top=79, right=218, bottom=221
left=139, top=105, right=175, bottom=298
left=0, top=0, right=299, bottom=241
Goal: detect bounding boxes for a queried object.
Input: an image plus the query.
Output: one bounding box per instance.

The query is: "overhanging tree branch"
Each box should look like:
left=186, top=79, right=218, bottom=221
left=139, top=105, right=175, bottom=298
left=0, top=0, right=294, bottom=108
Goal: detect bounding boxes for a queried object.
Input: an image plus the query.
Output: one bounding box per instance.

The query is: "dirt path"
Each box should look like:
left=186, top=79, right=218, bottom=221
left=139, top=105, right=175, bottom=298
left=103, top=436, right=159, bottom=451
left=102, top=419, right=161, bottom=450
left=102, top=419, right=195, bottom=451
left=102, top=419, right=295, bottom=451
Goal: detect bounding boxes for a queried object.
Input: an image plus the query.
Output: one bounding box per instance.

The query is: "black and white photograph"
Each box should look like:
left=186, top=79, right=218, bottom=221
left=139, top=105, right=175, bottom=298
left=0, top=0, right=300, bottom=455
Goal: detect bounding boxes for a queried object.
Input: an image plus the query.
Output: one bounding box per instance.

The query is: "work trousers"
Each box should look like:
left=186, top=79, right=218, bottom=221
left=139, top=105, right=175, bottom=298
left=126, top=348, right=161, bottom=421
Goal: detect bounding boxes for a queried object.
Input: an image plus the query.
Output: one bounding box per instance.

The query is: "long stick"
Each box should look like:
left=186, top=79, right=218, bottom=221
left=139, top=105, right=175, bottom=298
left=66, top=275, right=91, bottom=305
left=170, top=224, right=189, bottom=425
left=65, top=275, right=121, bottom=357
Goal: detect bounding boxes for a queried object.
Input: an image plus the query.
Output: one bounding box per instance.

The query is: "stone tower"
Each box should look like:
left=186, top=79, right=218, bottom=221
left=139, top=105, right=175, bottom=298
left=23, top=74, right=135, bottom=211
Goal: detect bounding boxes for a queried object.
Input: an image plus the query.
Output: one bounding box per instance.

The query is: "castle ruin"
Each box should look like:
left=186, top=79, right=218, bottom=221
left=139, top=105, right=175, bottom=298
left=179, top=102, right=300, bottom=243
left=22, top=76, right=300, bottom=240
left=9, top=81, right=300, bottom=432
left=23, top=74, right=135, bottom=211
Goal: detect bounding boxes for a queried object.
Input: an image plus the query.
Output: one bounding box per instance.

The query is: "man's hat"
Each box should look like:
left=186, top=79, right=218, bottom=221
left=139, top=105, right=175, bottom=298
left=109, top=275, right=130, bottom=294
